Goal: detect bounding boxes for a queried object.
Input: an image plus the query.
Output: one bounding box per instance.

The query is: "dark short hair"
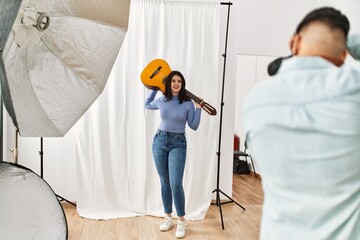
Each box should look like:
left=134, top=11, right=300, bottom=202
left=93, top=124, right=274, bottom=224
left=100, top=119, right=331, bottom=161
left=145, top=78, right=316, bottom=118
left=295, top=7, right=350, bottom=38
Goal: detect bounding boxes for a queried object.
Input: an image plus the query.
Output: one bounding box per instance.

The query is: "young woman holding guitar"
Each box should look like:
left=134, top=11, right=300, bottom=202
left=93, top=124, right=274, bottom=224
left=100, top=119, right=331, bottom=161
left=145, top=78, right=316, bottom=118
left=144, top=70, right=202, bottom=239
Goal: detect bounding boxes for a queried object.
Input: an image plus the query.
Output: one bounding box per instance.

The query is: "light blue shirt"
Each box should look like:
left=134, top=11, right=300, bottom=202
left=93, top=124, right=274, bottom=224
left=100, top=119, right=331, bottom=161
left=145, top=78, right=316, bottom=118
left=244, top=37, right=360, bottom=240
left=145, top=90, right=201, bottom=133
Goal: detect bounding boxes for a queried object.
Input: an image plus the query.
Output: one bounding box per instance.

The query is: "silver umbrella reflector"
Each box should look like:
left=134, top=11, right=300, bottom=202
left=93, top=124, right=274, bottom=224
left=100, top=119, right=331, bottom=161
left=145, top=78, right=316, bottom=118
left=0, top=161, right=68, bottom=239
left=1, top=0, right=130, bottom=137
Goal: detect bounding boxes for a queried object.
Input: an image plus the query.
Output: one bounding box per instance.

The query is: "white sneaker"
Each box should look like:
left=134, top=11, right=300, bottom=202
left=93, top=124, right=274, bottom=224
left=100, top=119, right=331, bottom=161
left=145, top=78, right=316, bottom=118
left=159, top=216, right=173, bottom=231
left=176, top=220, right=187, bottom=238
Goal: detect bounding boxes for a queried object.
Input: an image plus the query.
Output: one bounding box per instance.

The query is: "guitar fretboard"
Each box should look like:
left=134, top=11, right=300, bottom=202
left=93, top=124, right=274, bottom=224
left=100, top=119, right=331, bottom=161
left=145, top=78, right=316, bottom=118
left=185, top=90, right=203, bottom=105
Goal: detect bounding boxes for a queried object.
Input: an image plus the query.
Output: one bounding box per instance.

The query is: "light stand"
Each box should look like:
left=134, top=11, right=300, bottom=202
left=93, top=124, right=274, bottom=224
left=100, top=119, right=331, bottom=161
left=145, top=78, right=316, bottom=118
left=0, top=94, right=3, bottom=162
left=211, top=1, right=245, bottom=230
left=39, top=137, right=76, bottom=206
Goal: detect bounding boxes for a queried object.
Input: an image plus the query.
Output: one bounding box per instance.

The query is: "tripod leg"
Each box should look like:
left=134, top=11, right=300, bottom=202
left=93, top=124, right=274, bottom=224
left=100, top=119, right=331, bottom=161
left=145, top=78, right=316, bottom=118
left=211, top=190, right=225, bottom=229
left=219, top=189, right=245, bottom=210
left=218, top=191, right=225, bottom=229
left=56, top=194, right=76, bottom=207
left=39, top=138, right=76, bottom=207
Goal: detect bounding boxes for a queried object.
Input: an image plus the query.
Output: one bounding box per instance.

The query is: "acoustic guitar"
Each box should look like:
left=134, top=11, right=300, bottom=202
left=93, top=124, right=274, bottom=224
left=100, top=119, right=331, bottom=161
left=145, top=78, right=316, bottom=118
left=141, top=59, right=217, bottom=116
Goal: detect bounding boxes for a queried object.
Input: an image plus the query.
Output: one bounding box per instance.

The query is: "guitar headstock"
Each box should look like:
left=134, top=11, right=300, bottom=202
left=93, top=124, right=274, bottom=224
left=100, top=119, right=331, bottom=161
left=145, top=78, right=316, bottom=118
left=200, top=102, right=217, bottom=116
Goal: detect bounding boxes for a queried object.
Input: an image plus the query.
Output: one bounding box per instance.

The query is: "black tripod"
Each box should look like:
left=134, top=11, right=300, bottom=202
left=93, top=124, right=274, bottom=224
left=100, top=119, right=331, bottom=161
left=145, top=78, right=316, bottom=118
left=211, top=1, right=245, bottom=230
left=39, top=137, right=76, bottom=206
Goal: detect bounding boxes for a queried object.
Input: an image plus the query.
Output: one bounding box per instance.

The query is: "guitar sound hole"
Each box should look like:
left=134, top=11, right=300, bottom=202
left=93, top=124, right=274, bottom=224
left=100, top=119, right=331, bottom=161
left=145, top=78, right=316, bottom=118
left=162, top=76, right=168, bottom=85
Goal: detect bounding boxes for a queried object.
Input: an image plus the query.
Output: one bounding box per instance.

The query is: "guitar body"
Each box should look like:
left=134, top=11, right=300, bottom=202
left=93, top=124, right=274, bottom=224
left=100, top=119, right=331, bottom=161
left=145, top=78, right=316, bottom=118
left=141, top=59, right=171, bottom=93
left=141, top=59, right=217, bottom=116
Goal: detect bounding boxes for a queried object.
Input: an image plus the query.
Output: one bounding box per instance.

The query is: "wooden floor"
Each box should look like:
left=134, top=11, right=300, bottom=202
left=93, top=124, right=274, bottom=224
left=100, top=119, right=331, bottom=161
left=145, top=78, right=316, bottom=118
left=62, top=173, right=263, bottom=240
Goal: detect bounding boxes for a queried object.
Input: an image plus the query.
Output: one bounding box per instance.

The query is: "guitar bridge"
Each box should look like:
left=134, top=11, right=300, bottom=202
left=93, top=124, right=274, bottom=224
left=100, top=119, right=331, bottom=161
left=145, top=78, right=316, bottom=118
left=150, top=66, right=162, bottom=79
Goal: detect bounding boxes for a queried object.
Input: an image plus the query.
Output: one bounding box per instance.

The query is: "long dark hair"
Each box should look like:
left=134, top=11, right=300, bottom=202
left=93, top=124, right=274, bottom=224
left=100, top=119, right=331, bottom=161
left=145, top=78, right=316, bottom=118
left=164, top=71, right=190, bottom=103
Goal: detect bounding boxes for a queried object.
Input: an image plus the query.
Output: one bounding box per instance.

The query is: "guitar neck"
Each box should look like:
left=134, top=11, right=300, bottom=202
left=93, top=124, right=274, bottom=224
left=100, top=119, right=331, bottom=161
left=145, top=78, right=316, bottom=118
left=185, top=89, right=217, bottom=116
left=185, top=90, right=203, bottom=105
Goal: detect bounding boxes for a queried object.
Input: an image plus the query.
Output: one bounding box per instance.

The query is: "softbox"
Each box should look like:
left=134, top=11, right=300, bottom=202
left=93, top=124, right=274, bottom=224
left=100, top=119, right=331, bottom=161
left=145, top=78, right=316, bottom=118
left=0, top=161, right=68, bottom=239
left=1, top=0, right=130, bottom=137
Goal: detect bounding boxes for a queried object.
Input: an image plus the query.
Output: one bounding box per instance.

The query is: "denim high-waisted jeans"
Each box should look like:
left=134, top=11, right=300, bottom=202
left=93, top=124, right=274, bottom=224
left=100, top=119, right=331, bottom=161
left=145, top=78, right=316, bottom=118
left=152, top=130, right=187, bottom=217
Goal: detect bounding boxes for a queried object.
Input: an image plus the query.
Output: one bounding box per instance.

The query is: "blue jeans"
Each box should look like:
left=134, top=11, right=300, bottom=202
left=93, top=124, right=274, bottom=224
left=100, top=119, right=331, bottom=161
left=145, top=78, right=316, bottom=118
left=152, top=130, right=187, bottom=217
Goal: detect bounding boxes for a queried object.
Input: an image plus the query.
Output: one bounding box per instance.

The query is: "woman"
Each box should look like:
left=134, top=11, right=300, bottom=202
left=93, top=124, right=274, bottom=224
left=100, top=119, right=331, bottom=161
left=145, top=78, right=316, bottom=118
left=144, top=70, right=202, bottom=238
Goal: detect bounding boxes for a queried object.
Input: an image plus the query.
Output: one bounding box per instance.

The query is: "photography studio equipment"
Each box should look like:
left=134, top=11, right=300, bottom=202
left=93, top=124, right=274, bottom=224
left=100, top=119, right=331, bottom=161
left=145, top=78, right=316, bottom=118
left=211, top=1, right=245, bottom=230
left=0, top=161, right=68, bottom=240
left=1, top=0, right=130, bottom=238
left=2, top=0, right=129, bottom=137
left=1, top=0, right=22, bottom=163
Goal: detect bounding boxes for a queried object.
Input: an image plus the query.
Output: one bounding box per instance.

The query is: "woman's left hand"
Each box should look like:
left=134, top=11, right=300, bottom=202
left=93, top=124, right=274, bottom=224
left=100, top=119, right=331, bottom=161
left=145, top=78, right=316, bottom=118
left=195, top=98, right=203, bottom=109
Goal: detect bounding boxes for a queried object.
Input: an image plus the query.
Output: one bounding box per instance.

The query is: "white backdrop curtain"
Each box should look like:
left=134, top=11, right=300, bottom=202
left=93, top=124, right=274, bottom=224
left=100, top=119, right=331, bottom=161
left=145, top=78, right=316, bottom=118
left=76, top=0, right=220, bottom=220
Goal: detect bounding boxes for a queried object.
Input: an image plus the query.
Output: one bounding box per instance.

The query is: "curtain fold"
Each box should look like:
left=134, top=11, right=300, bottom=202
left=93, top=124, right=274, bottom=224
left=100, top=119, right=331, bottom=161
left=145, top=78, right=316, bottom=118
left=76, top=0, right=220, bottom=220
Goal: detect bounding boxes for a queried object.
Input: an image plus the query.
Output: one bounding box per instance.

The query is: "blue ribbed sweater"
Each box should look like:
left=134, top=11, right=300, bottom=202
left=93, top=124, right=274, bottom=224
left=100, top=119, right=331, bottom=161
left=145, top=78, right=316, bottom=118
left=144, top=90, right=201, bottom=133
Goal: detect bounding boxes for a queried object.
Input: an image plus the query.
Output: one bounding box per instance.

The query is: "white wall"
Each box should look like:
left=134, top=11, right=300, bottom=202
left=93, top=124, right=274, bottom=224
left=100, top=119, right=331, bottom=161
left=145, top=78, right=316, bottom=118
left=2, top=0, right=360, bottom=202
left=234, top=54, right=277, bottom=136
left=234, top=0, right=360, bottom=56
